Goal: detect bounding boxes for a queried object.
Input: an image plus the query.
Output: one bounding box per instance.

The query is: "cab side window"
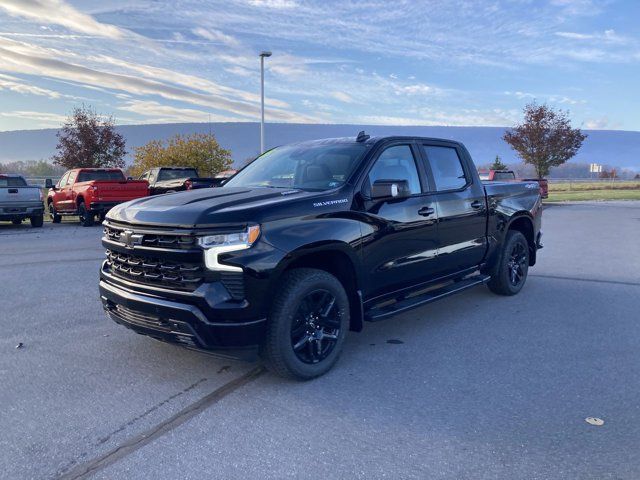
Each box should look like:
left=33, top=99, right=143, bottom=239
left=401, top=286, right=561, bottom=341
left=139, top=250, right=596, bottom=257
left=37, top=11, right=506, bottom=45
left=422, top=145, right=467, bottom=191
left=367, top=145, right=421, bottom=195
left=58, top=172, right=70, bottom=188
left=67, top=171, right=77, bottom=185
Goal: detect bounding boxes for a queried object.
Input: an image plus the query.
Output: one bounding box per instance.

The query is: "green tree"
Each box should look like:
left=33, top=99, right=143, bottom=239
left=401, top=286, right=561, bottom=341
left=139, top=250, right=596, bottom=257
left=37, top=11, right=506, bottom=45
left=503, top=103, right=586, bottom=179
left=490, top=155, right=508, bottom=170
left=52, top=106, right=126, bottom=169
left=130, top=133, right=232, bottom=178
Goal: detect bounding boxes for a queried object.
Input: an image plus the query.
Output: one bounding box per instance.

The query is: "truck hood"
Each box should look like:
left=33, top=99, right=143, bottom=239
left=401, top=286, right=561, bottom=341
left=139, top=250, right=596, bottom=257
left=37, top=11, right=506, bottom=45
left=106, top=186, right=320, bottom=227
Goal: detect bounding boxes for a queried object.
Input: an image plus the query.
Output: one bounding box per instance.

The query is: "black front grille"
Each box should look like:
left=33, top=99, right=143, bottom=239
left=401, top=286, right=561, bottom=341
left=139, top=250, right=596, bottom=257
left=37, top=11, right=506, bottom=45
left=106, top=249, right=204, bottom=291
left=104, top=225, right=196, bottom=250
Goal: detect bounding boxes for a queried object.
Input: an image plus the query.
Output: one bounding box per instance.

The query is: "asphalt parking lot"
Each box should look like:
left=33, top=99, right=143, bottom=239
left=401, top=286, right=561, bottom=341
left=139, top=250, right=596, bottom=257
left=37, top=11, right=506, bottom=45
left=1, top=201, right=639, bottom=480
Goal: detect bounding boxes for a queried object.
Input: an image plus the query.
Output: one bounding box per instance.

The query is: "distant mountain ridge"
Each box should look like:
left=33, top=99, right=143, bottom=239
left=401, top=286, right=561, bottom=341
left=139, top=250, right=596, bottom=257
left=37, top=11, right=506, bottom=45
left=1, top=122, right=638, bottom=171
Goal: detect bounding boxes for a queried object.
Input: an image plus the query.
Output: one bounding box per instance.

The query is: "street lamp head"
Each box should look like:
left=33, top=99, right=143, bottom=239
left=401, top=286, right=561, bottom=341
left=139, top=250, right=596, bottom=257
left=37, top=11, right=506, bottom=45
left=259, top=51, right=272, bottom=58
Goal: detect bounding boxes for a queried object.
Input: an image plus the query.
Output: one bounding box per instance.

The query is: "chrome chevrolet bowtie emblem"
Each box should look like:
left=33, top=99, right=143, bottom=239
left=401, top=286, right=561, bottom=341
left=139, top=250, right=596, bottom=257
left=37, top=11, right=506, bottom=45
left=119, top=230, right=142, bottom=249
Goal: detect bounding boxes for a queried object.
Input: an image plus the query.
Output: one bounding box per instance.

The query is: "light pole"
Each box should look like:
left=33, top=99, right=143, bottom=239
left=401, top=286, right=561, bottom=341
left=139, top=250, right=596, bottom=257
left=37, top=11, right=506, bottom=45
left=259, top=51, right=272, bottom=154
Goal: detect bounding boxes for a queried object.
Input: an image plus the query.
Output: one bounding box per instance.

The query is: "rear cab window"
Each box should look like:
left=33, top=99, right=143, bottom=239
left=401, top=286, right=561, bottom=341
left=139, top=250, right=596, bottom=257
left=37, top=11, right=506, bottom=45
left=158, top=169, right=198, bottom=181
left=422, top=145, right=468, bottom=192
left=0, top=176, right=27, bottom=187
left=77, top=170, right=125, bottom=182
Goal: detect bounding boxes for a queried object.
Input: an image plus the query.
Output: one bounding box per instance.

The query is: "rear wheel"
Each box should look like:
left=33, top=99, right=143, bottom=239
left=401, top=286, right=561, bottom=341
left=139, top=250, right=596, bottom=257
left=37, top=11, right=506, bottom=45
left=78, top=202, right=94, bottom=227
left=488, top=230, right=530, bottom=296
left=11, top=218, right=21, bottom=225
left=30, top=214, right=44, bottom=228
left=261, top=268, right=349, bottom=380
left=49, top=202, right=61, bottom=223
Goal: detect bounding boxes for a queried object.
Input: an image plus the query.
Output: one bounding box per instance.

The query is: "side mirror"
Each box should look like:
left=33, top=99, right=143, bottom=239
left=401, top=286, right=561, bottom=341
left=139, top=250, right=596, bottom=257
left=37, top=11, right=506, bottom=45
left=127, top=176, right=133, bottom=180
left=371, top=179, right=410, bottom=200
left=45, top=178, right=54, bottom=189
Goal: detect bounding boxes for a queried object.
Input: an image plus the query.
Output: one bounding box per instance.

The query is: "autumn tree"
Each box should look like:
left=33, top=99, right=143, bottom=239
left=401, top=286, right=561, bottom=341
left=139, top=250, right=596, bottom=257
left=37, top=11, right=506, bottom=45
left=503, top=103, right=586, bottom=179
left=52, top=106, right=126, bottom=169
left=490, top=155, right=508, bottom=170
left=130, top=133, right=232, bottom=178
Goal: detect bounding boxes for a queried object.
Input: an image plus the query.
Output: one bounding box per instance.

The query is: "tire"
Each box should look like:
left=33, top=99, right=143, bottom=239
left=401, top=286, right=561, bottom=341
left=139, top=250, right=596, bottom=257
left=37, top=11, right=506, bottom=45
left=78, top=202, right=94, bottom=227
left=260, top=268, right=350, bottom=380
left=30, top=214, right=44, bottom=228
left=49, top=202, right=61, bottom=224
left=11, top=218, right=21, bottom=225
left=487, top=230, right=530, bottom=296
left=97, top=211, right=106, bottom=223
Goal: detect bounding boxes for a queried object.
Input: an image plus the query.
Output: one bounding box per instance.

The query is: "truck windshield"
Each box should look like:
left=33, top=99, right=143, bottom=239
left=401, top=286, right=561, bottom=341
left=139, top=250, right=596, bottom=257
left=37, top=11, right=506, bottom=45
left=224, top=144, right=368, bottom=191
left=77, top=171, right=125, bottom=182
left=158, top=169, right=198, bottom=181
left=0, top=176, right=27, bottom=187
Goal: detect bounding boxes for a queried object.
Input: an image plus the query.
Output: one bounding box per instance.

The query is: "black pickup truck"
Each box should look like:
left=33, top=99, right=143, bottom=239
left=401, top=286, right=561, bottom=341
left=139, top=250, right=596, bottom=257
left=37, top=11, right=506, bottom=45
left=139, top=167, right=219, bottom=195
left=100, top=134, right=542, bottom=380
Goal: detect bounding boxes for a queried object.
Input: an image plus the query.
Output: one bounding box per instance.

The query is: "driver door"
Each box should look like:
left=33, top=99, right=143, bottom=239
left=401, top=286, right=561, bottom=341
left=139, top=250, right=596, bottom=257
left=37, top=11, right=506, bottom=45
left=359, top=143, right=440, bottom=300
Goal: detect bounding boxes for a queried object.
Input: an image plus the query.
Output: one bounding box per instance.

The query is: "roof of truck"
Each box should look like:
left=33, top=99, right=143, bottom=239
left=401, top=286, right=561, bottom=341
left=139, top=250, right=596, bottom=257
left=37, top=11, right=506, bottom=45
left=287, top=134, right=464, bottom=148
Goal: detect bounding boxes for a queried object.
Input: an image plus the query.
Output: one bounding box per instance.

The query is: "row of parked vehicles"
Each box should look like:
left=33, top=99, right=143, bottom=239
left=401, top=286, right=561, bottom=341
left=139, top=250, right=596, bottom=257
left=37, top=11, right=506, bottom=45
left=0, top=167, right=235, bottom=227
left=1, top=164, right=546, bottom=229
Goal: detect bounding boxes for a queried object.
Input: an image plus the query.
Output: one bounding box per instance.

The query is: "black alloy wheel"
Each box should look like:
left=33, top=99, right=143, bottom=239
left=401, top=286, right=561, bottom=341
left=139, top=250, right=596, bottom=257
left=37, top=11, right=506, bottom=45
left=290, top=289, right=341, bottom=364
left=507, top=241, right=528, bottom=287
left=487, top=230, right=530, bottom=296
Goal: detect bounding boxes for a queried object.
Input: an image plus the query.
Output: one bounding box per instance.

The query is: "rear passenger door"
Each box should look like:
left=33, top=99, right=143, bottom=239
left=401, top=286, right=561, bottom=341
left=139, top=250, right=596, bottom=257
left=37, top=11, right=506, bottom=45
left=359, top=142, right=440, bottom=299
left=418, top=143, right=487, bottom=275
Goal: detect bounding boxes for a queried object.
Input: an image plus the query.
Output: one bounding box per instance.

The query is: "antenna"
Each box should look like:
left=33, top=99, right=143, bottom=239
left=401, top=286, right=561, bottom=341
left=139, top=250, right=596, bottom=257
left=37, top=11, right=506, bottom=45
left=356, top=130, right=370, bottom=142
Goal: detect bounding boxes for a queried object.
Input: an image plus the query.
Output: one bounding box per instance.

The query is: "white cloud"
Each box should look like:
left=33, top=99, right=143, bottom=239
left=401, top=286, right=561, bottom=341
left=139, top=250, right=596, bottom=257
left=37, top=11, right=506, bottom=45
left=118, top=100, right=243, bottom=123
left=329, top=91, right=354, bottom=103
left=0, top=110, right=67, bottom=124
left=0, top=37, right=314, bottom=123
left=585, top=117, right=609, bottom=129
left=248, top=0, right=298, bottom=8
left=395, top=84, right=437, bottom=96
left=0, top=0, right=127, bottom=39
left=0, top=73, right=62, bottom=98
left=192, top=27, right=240, bottom=47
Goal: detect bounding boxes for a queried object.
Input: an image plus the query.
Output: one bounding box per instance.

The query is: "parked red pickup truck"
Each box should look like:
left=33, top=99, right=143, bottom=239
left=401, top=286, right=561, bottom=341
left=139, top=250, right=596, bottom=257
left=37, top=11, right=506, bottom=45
left=478, top=169, right=548, bottom=199
left=46, top=168, right=149, bottom=226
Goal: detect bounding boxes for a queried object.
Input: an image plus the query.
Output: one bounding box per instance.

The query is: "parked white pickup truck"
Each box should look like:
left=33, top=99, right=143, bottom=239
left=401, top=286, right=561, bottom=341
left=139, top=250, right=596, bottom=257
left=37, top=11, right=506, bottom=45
left=0, top=174, right=44, bottom=227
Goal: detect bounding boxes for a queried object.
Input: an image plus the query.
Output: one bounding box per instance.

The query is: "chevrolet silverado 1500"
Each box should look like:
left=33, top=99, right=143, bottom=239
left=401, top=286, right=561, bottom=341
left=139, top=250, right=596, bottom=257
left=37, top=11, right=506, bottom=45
left=100, top=134, right=543, bottom=379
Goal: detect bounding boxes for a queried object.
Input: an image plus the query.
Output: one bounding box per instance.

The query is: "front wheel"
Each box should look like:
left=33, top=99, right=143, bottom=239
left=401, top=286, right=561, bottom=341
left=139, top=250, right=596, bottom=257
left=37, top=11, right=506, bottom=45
left=260, top=268, right=350, bottom=380
left=487, top=230, right=530, bottom=296
left=49, top=203, right=61, bottom=223
left=78, top=202, right=94, bottom=227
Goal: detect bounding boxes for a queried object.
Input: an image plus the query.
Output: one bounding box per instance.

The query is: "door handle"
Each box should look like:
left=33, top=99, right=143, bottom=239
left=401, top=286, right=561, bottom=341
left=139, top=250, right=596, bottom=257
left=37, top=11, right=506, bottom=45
left=418, top=206, right=435, bottom=217
left=470, top=200, right=484, bottom=209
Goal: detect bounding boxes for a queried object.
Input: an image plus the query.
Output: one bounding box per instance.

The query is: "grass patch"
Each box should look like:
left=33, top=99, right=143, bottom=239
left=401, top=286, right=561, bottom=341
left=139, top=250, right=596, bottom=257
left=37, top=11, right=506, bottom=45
left=549, top=181, right=640, bottom=192
left=546, top=189, right=640, bottom=202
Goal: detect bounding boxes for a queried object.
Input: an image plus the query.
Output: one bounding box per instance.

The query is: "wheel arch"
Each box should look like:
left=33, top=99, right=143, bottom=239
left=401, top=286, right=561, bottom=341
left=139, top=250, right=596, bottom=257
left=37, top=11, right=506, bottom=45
left=272, top=243, right=364, bottom=332
left=506, top=213, right=536, bottom=266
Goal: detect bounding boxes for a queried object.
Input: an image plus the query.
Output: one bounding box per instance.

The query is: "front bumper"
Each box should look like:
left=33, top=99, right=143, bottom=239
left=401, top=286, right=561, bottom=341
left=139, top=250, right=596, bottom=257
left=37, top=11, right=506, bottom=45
left=100, top=277, right=266, bottom=359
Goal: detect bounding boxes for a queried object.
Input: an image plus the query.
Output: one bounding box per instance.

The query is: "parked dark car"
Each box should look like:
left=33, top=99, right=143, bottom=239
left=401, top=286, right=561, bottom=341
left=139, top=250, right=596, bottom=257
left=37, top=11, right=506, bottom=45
left=100, top=133, right=543, bottom=380
left=0, top=174, right=44, bottom=227
left=140, top=167, right=220, bottom=195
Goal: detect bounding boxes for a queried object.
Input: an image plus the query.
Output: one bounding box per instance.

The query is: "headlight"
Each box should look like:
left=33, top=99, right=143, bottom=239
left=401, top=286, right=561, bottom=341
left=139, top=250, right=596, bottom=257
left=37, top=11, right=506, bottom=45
left=198, top=225, right=260, bottom=271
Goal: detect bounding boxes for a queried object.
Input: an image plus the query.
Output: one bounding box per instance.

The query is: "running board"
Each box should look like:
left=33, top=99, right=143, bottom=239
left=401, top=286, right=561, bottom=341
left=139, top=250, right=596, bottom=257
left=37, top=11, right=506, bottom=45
left=364, top=274, right=491, bottom=322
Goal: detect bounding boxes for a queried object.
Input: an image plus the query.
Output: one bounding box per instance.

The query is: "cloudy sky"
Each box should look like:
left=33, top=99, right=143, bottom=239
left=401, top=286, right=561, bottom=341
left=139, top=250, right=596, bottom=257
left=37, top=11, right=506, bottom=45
left=0, top=0, right=638, bottom=132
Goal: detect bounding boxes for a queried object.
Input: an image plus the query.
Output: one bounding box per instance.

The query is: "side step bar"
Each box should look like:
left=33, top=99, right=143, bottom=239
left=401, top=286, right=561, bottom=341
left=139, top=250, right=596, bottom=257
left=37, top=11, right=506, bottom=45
left=364, top=274, right=491, bottom=322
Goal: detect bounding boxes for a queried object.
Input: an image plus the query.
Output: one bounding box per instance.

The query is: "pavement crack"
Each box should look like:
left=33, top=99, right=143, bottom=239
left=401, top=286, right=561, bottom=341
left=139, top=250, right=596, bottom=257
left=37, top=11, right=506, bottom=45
left=530, top=273, right=640, bottom=287
left=56, top=366, right=265, bottom=480
left=95, top=377, right=209, bottom=446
